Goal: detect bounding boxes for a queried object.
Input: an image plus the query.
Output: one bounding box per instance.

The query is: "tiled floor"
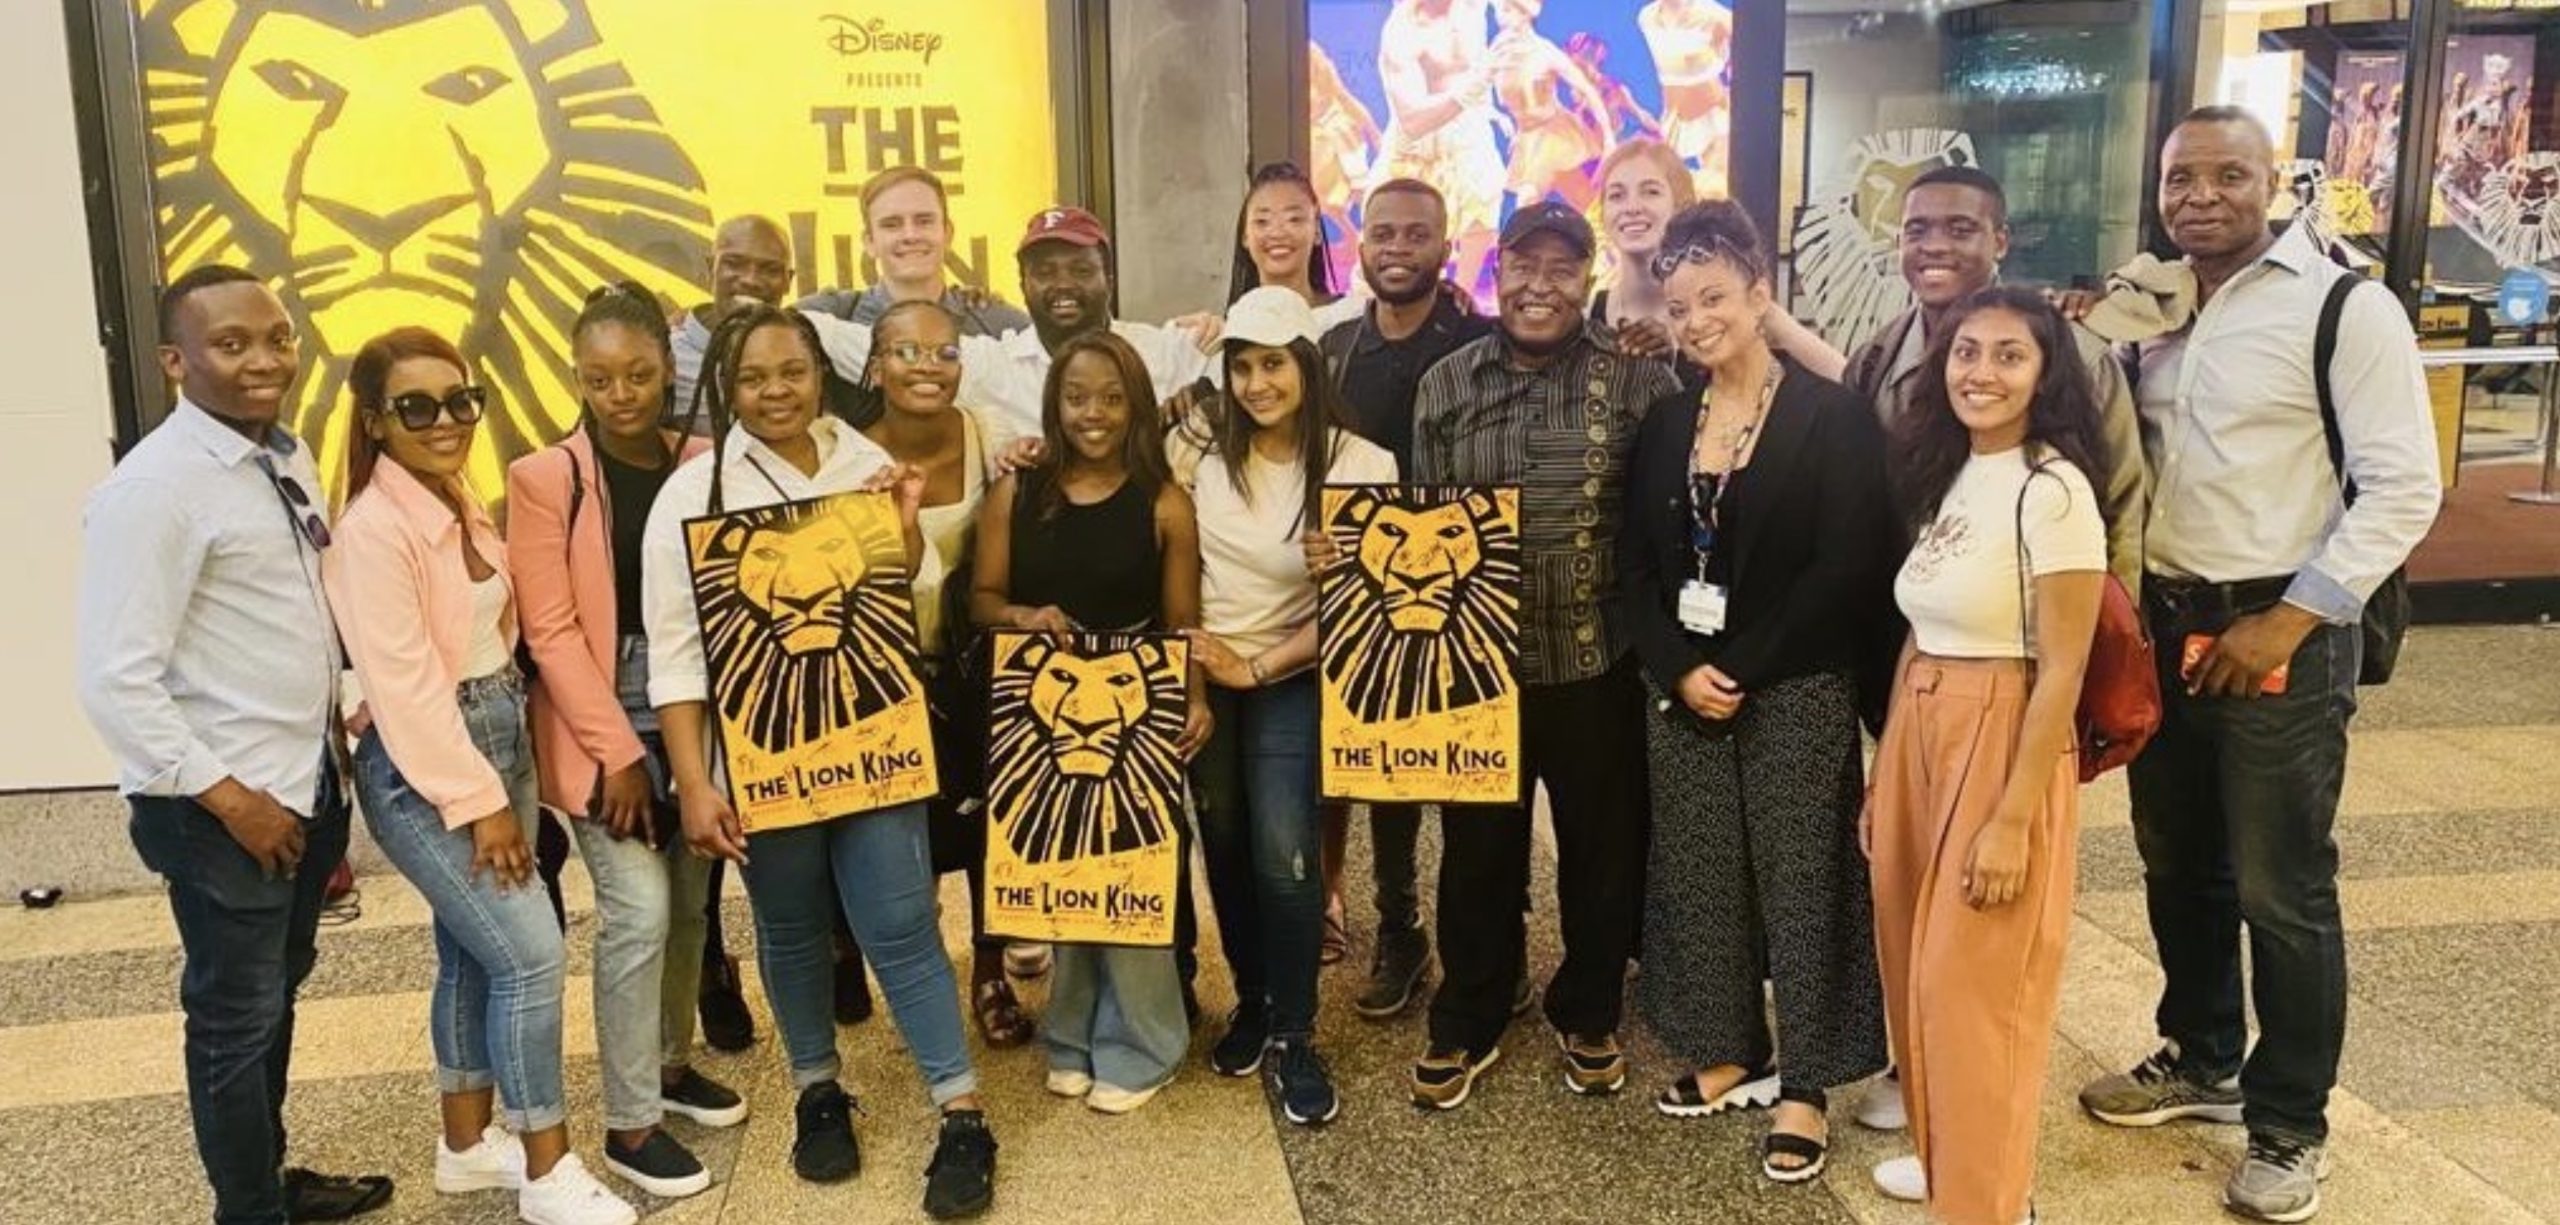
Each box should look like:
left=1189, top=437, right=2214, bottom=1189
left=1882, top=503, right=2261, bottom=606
left=2, top=624, right=2554, bottom=1225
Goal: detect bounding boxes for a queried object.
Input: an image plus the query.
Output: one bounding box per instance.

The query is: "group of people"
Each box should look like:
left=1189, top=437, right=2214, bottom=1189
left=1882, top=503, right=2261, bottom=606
left=78, top=103, right=2441, bottom=1225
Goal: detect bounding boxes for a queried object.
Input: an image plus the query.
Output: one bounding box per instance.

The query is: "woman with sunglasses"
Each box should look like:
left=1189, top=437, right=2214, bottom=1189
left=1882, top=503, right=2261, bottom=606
left=504, top=284, right=743, bottom=1203
left=972, top=329, right=1211, bottom=1114
left=323, top=328, right=635, bottom=1225
left=641, top=304, right=998, bottom=1220
left=850, top=299, right=1040, bottom=1049
left=1616, top=203, right=1892, bottom=1184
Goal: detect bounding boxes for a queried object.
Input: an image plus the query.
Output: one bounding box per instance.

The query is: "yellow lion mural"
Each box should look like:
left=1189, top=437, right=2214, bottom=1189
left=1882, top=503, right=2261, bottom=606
left=985, top=636, right=1188, bottom=866
left=139, top=0, right=713, bottom=496
left=687, top=497, right=921, bottom=758
left=1319, top=486, right=1522, bottom=725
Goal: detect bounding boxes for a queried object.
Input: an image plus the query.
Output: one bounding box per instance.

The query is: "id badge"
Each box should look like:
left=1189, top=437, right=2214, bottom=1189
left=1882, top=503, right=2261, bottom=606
left=1677, top=580, right=1729, bottom=636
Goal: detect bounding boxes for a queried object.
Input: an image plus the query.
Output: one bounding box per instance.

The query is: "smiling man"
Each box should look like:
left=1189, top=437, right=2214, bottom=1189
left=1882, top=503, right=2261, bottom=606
left=1844, top=165, right=2146, bottom=589
left=671, top=215, right=795, bottom=425
left=1405, top=201, right=1678, bottom=1110
left=799, top=167, right=1031, bottom=339
left=2076, top=108, right=2440, bottom=1225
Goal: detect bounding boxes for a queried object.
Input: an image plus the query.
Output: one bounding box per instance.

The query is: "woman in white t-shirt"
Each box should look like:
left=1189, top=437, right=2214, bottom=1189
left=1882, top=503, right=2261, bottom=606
left=1184, top=287, right=1396, bottom=1129
left=1866, top=287, right=2109, bottom=1225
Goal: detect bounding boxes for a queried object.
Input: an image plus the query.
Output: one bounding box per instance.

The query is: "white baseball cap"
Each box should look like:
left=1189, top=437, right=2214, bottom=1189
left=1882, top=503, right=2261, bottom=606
left=1223, top=285, right=1321, bottom=348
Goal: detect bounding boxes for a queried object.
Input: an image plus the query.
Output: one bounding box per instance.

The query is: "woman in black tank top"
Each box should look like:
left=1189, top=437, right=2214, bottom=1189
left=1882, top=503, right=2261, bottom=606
left=971, top=332, right=1208, bottom=1110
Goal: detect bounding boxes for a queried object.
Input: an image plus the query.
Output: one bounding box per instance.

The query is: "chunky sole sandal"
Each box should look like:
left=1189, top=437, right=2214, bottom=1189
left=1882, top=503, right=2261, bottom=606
left=1762, top=1128, right=1830, bottom=1184
left=972, top=978, right=1034, bottom=1048
left=1655, top=1067, right=1781, bottom=1118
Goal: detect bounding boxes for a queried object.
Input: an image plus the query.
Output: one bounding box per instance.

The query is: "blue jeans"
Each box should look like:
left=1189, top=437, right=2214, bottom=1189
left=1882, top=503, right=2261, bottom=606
left=735, top=803, right=977, bottom=1105
left=1189, top=673, right=1323, bottom=1038
left=129, top=755, right=349, bottom=1225
left=355, top=671, right=568, bottom=1132
left=2129, top=594, right=2357, bottom=1143
left=1047, top=943, right=1189, bottom=1091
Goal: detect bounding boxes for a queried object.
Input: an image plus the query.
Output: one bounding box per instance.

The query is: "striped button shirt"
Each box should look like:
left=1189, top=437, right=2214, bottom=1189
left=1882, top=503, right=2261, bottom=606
left=1413, top=325, right=1679, bottom=685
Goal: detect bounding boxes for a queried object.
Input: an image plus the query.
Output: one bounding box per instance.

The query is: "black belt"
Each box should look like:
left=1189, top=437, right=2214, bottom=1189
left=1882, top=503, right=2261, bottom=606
left=2144, top=573, right=2292, bottom=619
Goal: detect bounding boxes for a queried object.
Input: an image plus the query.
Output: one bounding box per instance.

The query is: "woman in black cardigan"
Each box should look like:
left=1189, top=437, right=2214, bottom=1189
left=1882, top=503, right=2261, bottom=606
left=1614, top=202, right=1892, bottom=1185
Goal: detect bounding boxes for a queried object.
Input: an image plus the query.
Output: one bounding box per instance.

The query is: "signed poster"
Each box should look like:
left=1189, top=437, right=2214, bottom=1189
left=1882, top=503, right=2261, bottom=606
left=1317, top=486, right=1522, bottom=805
left=684, top=491, right=937, bottom=833
left=982, top=632, right=1190, bottom=946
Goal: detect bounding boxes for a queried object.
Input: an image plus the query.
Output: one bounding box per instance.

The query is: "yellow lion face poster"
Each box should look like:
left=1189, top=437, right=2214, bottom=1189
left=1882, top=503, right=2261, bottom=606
left=982, top=631, right=1189, bottom=946
left=1317, top=486, right=1522, bottom=805
left=683, top=491, right=937, bottom=832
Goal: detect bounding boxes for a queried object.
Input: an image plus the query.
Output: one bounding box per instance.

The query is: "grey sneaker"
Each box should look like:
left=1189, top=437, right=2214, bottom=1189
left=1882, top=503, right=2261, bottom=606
left=2224, top=1133, right=2331, bottom=1223
left=1355, top=926, right=1431, bottom=1019
left=2079, top=1046, right=2243, bottom=1127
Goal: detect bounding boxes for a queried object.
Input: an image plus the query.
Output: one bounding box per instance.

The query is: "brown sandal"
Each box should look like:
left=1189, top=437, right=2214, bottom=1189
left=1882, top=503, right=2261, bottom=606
left=973, top=977, right=1034, bottom=1048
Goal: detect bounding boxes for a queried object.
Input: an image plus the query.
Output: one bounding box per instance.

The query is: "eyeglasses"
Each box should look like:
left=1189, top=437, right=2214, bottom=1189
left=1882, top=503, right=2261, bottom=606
left=885, top=341, right=962, bottom=367
left=253, top=452, right=331, bottom=551
left=375, top=386, right=488, bottom=432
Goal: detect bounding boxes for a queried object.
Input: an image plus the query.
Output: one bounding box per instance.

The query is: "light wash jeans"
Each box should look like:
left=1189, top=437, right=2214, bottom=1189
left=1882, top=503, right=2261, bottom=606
left=1046, top=944, right=1188, bottom=1092
left=736, top=802, right=977, bottom=1105
left=593, top=636, right=716, bottom=1088
left=356, top=670, right=567, bottom=1132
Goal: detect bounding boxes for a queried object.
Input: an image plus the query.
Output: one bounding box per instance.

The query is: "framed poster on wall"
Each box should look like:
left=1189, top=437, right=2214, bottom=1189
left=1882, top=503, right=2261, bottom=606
left=72, top=0, right=1104, bottom=487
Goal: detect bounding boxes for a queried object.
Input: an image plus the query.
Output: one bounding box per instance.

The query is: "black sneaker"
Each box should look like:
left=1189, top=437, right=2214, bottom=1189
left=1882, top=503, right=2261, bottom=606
left=922, top=1109, right=997, bottom=1220
left=1411, top=1042, right=1501, bottom=1110
left=660, top=1066, right=748, bottom=1128
left=1512, top=973, right=1537, bottom=1017
left=1267, top=1037, right=1340, bottom=1126
left=699, top=952, right=755, bottom=1053
left=833, top=954, right=875, bottom=1026
left=1355, top=926, right=1431, bottom=1019
left=603, top=1128, right=711, bottom=1199
left=1557, top=1030, right=1627, bottom=1096
left=1210, top=1006, right=1270, bottom=1077
left=790, top=1081, right=861, bottom=1183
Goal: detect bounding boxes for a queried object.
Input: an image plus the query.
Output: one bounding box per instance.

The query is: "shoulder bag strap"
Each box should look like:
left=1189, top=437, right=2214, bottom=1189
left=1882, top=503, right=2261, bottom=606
left=2314, top=273, right=2362, bottom=506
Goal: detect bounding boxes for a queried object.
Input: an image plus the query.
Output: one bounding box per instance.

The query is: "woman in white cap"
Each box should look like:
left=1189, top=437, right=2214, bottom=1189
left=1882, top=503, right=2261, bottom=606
left=1184, top=286, right=1394, bottom=1127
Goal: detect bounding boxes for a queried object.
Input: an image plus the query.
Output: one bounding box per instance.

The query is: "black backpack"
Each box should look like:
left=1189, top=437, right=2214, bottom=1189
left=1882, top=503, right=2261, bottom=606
left=2312, top=275, right=2412, bottom=686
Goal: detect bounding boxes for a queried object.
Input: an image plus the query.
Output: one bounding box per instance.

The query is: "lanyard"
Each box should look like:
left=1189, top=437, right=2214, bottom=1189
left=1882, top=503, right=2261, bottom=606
left=1685, top=362, right=1779, bottom=578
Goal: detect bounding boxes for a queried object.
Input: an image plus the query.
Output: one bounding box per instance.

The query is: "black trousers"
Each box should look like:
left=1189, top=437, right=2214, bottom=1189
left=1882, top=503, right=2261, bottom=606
left=1429, top=658, right=1649, bottom=1054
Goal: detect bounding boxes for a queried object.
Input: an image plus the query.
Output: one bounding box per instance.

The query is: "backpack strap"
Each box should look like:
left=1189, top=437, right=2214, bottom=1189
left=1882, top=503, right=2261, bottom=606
left=2313, top=274, right=2362, bottom=506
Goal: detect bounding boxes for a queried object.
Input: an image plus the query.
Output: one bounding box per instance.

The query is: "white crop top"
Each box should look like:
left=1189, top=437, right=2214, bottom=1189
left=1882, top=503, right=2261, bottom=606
left=1894, top=449, right=2106, bottom=660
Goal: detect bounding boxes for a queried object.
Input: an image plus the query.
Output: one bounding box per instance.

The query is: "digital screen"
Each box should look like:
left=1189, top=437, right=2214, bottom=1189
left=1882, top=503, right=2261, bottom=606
left=1308, top=0, right=1735, bottom=306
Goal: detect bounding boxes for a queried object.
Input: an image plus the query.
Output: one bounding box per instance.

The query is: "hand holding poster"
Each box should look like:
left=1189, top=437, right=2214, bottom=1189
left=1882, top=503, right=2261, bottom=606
left=1317, top=486, right=1522, bottom=805
left=982, top=631, right=1190, bottom=947
left=684, top=491, right=938, bottom=833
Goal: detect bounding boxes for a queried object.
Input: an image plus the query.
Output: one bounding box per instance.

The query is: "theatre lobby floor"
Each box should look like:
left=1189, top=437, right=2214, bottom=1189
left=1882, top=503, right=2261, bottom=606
left=4, top=624, right=2558, bottom=1224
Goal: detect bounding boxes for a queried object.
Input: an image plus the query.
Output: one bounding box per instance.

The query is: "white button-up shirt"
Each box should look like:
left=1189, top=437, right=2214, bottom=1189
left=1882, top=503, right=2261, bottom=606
left=77, top=399, right=339, bottom=814
left=2135, top=224, right=2442, bottom=622
left=805, top=313, right=1211, bottom=441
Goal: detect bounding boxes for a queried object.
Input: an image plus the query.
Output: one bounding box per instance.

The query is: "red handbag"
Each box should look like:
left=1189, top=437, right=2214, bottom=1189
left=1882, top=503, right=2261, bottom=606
left=2017, top=457, right=2161, bottom=783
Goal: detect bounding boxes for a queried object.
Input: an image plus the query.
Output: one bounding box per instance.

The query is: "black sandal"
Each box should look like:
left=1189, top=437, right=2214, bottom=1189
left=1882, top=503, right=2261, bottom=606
left=973, top=977, right=1034, bottom=1048
left=1761, top=1086, right=1831, bottom=1184
left=281, top=1168, right=394, bottom=1221
left=1654, top=1064, right=1780, bottom=1118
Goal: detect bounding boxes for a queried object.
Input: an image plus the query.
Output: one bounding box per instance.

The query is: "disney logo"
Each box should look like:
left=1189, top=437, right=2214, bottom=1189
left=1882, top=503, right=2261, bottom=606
left=821, top=15, right=945, bottom=66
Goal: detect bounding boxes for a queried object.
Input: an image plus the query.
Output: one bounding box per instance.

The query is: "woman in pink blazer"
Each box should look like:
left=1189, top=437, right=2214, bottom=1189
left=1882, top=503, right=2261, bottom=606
left=504, top=285, right=737, bottom=1201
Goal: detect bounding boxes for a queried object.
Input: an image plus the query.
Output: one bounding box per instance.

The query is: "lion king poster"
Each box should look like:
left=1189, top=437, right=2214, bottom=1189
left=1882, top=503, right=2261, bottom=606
left=684, top=491, right=937, bottom=833
left=1317, top=486, right=1522, bottom=805
left=982, top=631, right=1190, bottom=947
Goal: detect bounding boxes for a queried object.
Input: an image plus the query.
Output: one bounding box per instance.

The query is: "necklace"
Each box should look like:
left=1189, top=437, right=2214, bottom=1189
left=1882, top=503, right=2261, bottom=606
left=1690, top=361, right=1781, bottom=476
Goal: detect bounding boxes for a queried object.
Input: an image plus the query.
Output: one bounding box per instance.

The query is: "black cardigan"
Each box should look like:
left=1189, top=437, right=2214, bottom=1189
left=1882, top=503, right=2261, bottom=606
left=1612, top=358, right=1896, bottom=700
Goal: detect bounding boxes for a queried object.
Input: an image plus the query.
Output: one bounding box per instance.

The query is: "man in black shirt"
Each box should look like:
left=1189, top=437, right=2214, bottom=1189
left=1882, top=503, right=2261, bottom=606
left=1316, top=179, right=1493, bottom=1019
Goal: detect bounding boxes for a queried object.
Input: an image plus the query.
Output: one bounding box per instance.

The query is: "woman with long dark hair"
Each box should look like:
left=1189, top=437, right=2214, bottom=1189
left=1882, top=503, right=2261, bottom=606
left=504, top=284, right=740, bottom=1202
left=1185, top=287, right=1395, bottom=1127
left=971, top=329, right=1211, bottom=1112
left=324, top=327, right=636, bottom=1225
left=1227, top=161, right=1363, bottom=336
left=1616, top=202, right=1892, bottom=1184
left=1866, top=287, right=2107, bottom=1225
left=639, top=304, right=998, bottom=1220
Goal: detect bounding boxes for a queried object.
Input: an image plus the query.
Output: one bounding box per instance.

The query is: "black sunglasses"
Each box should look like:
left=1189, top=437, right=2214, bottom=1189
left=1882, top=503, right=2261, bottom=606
left=253, top=453, right=332, bottom=551
left=376, top=386, right=488, bottom=432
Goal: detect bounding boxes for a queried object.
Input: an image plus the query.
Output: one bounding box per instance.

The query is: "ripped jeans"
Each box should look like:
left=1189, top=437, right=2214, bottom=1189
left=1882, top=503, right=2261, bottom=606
left=1189, top=672, right=1322, bottom=1038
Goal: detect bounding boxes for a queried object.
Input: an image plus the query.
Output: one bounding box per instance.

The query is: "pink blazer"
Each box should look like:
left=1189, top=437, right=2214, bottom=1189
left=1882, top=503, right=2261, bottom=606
left=323, top=462, right=515, bottom=829
left=505, top=430, right=708, bottom=816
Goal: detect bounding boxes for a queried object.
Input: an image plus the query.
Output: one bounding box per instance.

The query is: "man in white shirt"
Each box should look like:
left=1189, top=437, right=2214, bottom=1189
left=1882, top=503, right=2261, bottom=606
left=76, top=265, right=392, bottom=1225
left=671, top=215, right=795, bottom=430
left=2076, top=109, right=2441, bottom=1225
left=806, top=206, right=1212, bottom=443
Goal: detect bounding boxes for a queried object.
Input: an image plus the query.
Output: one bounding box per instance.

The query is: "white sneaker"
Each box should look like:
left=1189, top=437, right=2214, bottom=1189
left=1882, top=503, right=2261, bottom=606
left=436, top=1125, right=528, bottom=1193
left=1045, top=1067, right=1093, bottom=1097
left=1856, top=1071, right=1909, bottom=1131
left=1086, top=1079, right=1167, bottom=1115
left=1873, top=1154, right=1926, bottom=1203
left=517, top=1153, right=637, bottom=1225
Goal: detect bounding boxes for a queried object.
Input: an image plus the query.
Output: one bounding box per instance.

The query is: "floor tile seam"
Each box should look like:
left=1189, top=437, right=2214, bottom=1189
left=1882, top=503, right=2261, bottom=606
left=2398, top=1103, right=2560, bottom=1223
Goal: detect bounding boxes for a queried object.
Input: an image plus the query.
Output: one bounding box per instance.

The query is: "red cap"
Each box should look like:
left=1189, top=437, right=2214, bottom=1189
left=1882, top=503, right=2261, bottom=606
left=1018, top=206, right=1110, bottom=255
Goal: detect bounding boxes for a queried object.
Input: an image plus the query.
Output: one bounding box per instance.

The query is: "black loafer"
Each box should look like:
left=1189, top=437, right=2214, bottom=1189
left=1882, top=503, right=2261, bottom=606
left=282, top=1168, right=393, bottom=1222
